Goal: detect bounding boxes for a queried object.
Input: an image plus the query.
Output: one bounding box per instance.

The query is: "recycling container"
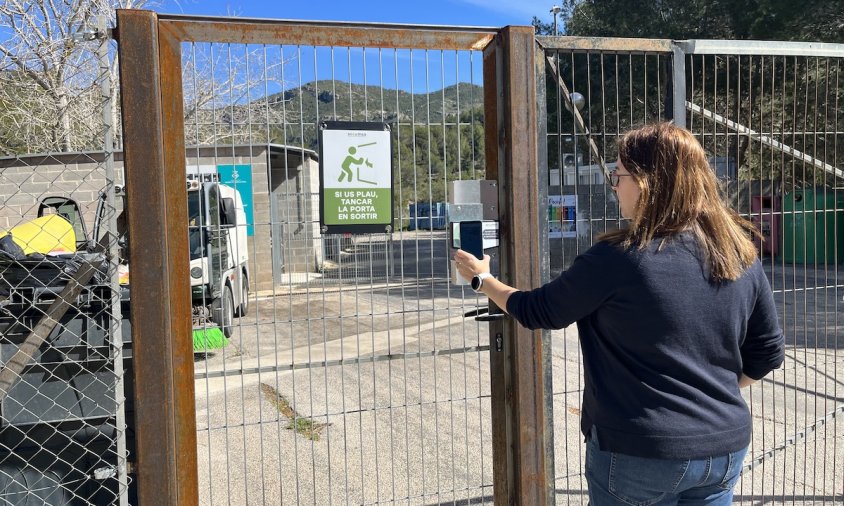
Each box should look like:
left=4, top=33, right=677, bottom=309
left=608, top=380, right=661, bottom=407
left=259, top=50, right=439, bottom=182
left=781, top=189, right=844, bottom=264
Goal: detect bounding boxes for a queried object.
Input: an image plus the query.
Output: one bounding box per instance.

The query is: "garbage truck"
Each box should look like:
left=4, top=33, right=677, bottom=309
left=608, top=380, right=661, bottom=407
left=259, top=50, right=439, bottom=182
left=35, top=172, right=250, bottom=341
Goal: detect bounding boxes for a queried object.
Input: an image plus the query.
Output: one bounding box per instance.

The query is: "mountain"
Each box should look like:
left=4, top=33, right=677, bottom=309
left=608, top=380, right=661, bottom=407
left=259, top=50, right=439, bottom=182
left=183, top=80, right=487, bottom=207
left=268, top=80, right=485, bottom=126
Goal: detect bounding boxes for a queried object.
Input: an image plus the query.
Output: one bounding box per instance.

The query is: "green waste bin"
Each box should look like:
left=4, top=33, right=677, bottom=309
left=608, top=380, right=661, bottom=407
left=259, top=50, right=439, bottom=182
left=781, top=189, right=844, bottom=264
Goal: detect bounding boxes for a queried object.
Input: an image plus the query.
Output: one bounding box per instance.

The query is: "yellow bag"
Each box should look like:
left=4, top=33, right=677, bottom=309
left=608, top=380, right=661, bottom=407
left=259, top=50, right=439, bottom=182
left=0, top=215, right=77, bottom=255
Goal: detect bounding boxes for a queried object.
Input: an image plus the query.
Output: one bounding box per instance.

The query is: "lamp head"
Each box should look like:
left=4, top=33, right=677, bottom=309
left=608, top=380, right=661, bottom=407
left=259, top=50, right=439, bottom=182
left=566, top=92, right=586, bottom=113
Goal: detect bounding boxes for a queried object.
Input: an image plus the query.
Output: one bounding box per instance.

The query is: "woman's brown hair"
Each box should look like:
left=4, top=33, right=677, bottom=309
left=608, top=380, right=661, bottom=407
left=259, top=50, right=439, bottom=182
left=601, top=122, right=759, bottom=282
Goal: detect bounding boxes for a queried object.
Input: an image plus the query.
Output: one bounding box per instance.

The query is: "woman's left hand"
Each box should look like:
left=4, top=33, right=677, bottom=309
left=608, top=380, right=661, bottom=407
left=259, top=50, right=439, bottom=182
left=453, top=249, right=490, bottom=283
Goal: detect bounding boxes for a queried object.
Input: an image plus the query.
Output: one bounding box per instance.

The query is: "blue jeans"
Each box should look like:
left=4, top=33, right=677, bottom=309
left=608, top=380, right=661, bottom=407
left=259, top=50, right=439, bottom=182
left=585, top=429, right=747, bottom=505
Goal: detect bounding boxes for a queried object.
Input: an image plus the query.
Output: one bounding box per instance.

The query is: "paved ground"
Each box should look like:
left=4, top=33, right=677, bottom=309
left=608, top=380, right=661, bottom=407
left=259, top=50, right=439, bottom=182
left=192, top=231, right=844, bottom=505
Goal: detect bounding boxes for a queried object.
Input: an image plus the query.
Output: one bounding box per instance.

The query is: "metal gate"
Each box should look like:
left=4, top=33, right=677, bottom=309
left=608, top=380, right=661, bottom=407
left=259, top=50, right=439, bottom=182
left=115, top=11, right=513, bottom=505
left=539, top=36, right=844, bottom=503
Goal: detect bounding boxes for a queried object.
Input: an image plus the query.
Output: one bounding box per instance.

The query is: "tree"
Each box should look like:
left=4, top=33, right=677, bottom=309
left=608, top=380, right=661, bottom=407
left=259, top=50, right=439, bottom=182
left=537, top=0, right=844, bottom=188
left=0, top=1, right=294, bottom=153
left=181, top=44, right=289, bottom=147
left=0, top=0, right=153, bottom=154
left=554, top=0, right=842, bottom=42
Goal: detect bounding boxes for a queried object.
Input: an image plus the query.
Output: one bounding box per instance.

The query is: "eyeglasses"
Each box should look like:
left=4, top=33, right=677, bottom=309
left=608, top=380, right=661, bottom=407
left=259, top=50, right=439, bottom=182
left=608, top=170, right=633, bottom=187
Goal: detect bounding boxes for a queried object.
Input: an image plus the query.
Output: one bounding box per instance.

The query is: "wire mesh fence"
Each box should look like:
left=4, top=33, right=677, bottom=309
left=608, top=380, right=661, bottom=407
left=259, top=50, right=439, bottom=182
left=180, top=34, right=495, bottom=504
left=541, top=43, right=673, bottom=502
left=685, top=47, right=844, bottom=504
left=541, top=37, right=844, bottom=504
left=0, top=31, right=132, bottom=505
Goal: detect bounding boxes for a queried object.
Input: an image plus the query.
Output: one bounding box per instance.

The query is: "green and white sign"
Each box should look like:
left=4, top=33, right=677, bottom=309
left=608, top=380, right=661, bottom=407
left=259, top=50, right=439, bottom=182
left=319, top=121, right=393, bottom=234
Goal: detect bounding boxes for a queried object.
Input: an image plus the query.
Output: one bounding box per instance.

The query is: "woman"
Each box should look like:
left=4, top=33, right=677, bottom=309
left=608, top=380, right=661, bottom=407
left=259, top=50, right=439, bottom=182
left=454, top=122, right=784, bottom=505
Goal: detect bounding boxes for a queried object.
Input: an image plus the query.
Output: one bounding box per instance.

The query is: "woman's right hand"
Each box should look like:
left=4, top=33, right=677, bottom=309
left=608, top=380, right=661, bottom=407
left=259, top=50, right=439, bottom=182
left=453, top=249, right=491, bottom=283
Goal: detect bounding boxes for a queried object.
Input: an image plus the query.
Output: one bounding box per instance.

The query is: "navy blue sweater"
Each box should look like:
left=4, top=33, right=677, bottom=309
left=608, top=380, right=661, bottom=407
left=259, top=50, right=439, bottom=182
left=507, top=234, right=784, bottom=459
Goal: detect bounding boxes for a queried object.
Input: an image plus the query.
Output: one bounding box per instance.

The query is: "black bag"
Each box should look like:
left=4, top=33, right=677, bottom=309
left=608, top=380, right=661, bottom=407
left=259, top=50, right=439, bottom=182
left=0, top=235, right=25, bottom=261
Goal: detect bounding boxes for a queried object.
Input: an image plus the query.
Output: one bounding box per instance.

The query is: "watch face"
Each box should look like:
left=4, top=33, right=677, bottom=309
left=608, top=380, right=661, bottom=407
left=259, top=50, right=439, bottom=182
left=471, top=275, right=481, bottom=291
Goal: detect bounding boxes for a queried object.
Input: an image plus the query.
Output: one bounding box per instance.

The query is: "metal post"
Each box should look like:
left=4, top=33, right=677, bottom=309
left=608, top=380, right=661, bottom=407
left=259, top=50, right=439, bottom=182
left=672, top=44, right=687, bottom=128
left=484, top=26, right=548, bottom=505
left=115, top=9, right=199, bottom=505
left=534, top=39, right=556, bottom=506
left=95, top=14, right=131, bottom=505
left=550, top=5, right=562, bottom=36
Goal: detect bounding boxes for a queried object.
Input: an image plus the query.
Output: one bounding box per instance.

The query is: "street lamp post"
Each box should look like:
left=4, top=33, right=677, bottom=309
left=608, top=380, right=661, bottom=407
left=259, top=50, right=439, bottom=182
left=568, top=93, right=585, bottom=187
left=549, top=5, right=562, bottom=36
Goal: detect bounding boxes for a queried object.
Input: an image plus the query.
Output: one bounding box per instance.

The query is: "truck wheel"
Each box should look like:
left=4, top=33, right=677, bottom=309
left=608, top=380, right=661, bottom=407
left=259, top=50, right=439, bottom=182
left=235, top=274, right=248, bottom=317
left=212, top=285, right=235, bottom=338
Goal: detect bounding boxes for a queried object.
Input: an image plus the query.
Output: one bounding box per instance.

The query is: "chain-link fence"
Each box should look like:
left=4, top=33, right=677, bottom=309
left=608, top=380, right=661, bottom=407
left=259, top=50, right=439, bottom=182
left=0, top=27, right=132, bottom=505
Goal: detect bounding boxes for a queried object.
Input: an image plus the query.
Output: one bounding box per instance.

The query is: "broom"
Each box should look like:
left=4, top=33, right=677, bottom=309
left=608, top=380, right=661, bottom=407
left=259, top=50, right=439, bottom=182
left=193, top=326, right=229, bottom=351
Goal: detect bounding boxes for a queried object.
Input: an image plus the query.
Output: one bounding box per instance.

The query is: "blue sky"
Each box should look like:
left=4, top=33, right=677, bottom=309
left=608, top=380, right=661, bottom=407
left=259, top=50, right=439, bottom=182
left=163, top=0, right=553, bottom=28
left=161, top=1, right=557, bottom=95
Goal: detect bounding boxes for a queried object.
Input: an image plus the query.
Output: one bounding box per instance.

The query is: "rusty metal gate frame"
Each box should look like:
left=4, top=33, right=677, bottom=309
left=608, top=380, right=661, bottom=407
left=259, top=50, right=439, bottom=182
left=110, top=11, right=844, bottom=501
left=114, top=10, right=554, bottom=505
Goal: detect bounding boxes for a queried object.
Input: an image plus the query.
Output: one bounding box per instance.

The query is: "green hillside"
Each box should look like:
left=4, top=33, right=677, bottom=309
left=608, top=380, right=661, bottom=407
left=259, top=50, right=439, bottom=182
left=183, top=80, right=487, bottom=207
left=269, top=80, right=484, bottom=128
left=260, top=81, right=487, bottom=206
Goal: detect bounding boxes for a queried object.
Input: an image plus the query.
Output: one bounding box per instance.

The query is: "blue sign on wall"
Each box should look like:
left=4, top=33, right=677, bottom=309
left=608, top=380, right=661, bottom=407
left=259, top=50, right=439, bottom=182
left=216, top=164, right=254, bottom=236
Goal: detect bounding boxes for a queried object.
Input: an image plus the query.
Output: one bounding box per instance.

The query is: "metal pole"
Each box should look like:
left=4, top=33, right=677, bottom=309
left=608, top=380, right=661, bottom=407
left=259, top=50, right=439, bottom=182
left=550, top=5, right=561, bottom=36
left=672, top=44, right=687, bottom=128
left=534, top=39, right=556, bottom=506
left=484, top=26, right=548, bottom=505
left=95, top=14, right=130, bottom=505
left=115, top=9, right=199, bottom=505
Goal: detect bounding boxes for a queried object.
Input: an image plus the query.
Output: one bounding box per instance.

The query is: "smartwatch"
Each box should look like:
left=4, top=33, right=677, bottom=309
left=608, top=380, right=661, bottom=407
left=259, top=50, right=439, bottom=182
left=471, top=272, right=493, bottom=292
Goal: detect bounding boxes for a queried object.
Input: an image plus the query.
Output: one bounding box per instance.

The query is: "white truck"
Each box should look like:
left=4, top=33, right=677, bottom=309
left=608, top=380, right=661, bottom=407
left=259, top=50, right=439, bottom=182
left=185, top=173, right=250, bottom=338
left=36, top=174, right=250, bottom=340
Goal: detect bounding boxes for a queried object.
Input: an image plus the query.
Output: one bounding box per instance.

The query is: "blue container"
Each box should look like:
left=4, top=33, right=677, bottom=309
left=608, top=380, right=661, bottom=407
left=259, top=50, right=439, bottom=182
left=408, top=202, right=447, bottom=230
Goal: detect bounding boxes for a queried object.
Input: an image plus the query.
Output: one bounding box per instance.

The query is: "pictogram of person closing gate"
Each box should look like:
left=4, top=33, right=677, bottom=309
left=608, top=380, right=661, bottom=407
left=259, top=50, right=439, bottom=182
left=338, top=142, right=378, bottom=185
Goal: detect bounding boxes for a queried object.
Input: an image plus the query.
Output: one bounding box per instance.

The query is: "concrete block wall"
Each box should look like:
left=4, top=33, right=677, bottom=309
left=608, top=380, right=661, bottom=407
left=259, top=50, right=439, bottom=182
left=1, top=145, right=321, bottom=293
left=0, top=152, right=119, bottom=233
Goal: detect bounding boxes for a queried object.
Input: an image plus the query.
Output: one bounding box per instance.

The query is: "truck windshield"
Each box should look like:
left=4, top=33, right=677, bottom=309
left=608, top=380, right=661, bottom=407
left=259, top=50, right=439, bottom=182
left=188, top=190, right=203, bottom=260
